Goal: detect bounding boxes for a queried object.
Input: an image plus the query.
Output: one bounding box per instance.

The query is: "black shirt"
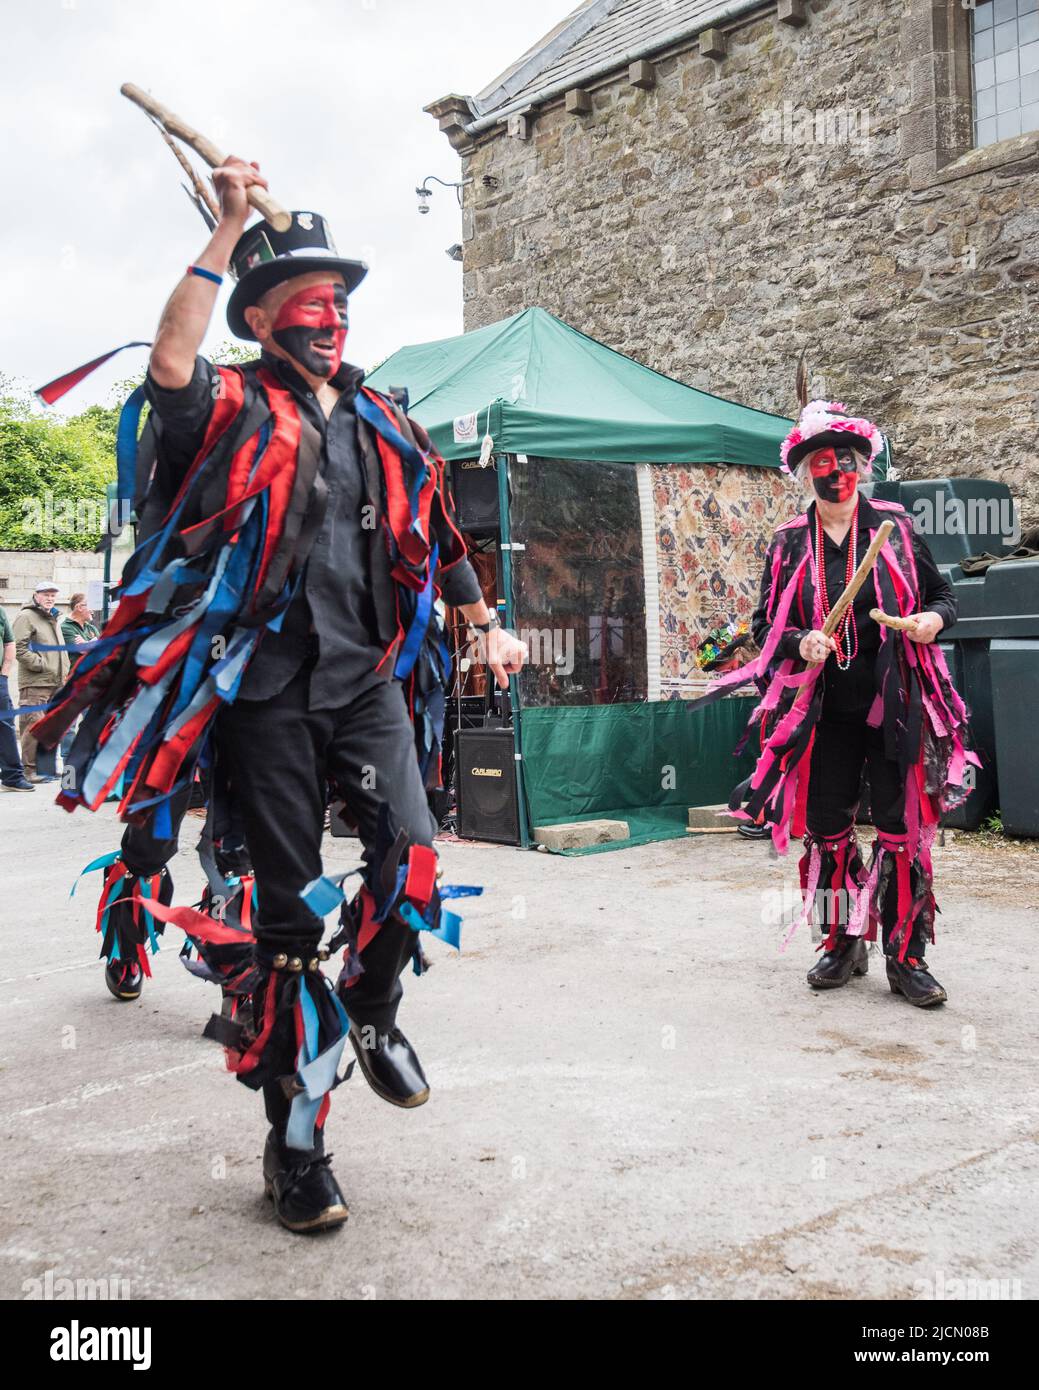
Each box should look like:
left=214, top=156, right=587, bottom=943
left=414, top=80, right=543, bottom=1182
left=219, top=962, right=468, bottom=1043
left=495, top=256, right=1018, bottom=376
left=244, top=355, right=387, bottom=709
left=752, top=497, right=958, bottom=716
left=144, top=352, right=482, bottom=711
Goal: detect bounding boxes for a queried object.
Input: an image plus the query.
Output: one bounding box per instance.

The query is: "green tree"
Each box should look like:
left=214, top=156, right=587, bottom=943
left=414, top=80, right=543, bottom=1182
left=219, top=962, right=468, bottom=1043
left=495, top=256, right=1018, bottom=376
left=0, top=340, right=259, bottom=550
left=0, top=396, right=114, bottom=551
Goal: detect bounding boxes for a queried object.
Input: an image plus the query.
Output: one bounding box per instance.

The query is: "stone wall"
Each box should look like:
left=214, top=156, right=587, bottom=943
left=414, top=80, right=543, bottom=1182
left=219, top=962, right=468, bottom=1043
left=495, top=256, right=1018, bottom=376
left=453, top=0, right=1039, bottom=521
left=0, top=549, right=105, bottom=620
left=1, top=550, right=106, bottom=703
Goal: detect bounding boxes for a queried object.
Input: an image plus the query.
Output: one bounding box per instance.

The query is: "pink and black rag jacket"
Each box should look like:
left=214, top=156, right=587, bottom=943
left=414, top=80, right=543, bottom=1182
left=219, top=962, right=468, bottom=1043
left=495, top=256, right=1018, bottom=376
left=694, top=496, right=979, bottom=959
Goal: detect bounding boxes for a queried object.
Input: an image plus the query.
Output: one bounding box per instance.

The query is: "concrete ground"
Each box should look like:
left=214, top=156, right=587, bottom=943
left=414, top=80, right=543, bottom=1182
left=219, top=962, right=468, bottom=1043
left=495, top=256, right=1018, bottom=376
left=1, top=790, right=1037, bottom=1301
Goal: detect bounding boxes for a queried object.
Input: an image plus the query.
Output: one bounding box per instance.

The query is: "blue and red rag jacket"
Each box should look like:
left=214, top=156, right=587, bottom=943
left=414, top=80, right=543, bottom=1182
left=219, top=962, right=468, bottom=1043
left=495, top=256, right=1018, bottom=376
left=34, top=360, right=474, bottom=840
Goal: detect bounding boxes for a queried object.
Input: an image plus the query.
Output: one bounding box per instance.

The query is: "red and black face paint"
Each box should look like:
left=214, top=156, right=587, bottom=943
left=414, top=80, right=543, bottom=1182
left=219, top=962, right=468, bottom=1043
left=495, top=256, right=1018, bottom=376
left=271, top=281, right=349, bottom=378
left=809, top=446, right=860, bottom=503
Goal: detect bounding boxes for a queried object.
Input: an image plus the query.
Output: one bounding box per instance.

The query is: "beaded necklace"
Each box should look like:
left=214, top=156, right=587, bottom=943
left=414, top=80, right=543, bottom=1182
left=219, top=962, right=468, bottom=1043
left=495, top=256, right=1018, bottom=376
left=814, top=507, right=859, bottom=670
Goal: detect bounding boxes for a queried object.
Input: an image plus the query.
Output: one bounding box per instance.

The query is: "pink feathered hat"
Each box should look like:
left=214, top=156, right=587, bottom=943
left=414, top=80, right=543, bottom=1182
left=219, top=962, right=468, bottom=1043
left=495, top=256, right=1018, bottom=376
left=780, top=400, right=885, bottom=475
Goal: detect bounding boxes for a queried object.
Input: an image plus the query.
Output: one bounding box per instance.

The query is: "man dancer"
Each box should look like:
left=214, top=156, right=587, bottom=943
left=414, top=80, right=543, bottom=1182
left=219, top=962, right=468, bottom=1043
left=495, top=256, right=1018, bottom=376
left=37, top=157, right=526, bottom=1232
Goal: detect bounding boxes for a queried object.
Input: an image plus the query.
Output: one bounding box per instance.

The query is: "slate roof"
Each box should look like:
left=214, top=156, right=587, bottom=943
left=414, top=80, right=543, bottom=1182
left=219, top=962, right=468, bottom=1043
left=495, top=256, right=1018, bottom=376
left=470, top=0, right=764, bottom=120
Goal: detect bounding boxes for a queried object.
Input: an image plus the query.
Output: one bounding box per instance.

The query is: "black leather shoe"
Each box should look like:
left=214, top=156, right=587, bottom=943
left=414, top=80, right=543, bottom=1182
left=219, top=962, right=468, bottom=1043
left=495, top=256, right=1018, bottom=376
left=807, top=936, right=869, bottom=989
left=737, top=823, right=771, bottom=840
left=262, top=1132, right=349, bottom=1233
left=105, top=959, right=143, bottom=1001
left=886, top=955, right=947, bottom=1007
left=349, top=1025, right=430, bottom=1108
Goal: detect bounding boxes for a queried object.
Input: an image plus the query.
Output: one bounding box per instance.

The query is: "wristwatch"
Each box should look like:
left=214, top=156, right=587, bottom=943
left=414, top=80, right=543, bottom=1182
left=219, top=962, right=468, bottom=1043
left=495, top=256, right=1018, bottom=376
left=470, top=613, right=501, bottom=634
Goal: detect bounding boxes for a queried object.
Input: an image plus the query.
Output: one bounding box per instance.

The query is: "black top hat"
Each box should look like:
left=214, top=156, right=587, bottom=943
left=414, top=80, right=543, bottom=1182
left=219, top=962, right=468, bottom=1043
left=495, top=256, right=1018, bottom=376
left=784, top=429, right=873, bottom=471
left=226, top=212, right=368, bottom=340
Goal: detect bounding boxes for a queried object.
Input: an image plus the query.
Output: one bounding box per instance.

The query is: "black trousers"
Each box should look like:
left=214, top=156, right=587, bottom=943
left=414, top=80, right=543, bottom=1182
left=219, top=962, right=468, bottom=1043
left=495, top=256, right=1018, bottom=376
left=806, top=710, right=934, bottom=957
left=123, top=664, right=435, bottom=1032
left=0, top=675, right=26, bottom=785
left=806, top=711, right=906, bottom=840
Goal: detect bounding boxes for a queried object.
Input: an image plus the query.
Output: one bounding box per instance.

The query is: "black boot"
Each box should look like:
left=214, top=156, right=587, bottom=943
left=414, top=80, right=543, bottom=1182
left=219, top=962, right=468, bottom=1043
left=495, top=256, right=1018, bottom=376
left=349, top=1024, right=429, bottom=1108
left=104, top=958, right=143, bottom=1001
left=886, top=955, right=947, bottom=1007
left=807, top=936, right=869, bottom=990
left=262, top=1131, right=349, bottom=1234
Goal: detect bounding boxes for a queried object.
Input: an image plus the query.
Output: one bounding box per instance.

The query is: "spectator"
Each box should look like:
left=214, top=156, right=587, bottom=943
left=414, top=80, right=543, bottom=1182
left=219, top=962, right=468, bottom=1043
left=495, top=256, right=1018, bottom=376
left=13, top=584, right=69, bottom=782
left=59, top=593, right=99, bottom=765
left=61, top=593, right=100, bottom=655
left=0, top=606, right=33, bottom=791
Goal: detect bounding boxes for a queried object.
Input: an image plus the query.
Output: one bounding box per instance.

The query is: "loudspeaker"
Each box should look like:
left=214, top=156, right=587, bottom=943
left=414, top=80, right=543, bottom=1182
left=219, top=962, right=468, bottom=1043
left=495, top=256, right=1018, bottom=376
left=450, top=458, right=500, bottom=535
left=456, top=694, right=488, bottom=730
left=456, top=726, right=520, bottom=844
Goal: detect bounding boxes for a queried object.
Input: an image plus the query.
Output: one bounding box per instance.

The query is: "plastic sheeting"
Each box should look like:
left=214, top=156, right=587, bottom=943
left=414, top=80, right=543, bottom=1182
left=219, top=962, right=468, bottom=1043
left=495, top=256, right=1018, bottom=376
left=509, top=455, right=647, bottom=706
left=520, top=697, right=759, bottom=853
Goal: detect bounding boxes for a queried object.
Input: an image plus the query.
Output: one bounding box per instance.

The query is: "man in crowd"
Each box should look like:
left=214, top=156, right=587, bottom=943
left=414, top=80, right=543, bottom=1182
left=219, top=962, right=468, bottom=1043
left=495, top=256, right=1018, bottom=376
left=61, top=592, right=100, bottom=655
left=13, top=583, right=67, bottom=782
left=0, top=605, right=33, bottom=791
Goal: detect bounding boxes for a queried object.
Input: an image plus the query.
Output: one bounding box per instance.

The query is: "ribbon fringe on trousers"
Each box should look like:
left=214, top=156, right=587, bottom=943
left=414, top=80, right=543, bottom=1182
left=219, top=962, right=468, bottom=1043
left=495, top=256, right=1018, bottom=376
left=77, top=822, right=479, bottom=1153
left=791, top=823, right=937, bottom=962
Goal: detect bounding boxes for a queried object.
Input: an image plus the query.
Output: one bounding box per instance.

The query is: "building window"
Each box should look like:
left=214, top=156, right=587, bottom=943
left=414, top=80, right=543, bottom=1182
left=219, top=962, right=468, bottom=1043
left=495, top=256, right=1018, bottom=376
left=972, top=0, right=1039, bottom=147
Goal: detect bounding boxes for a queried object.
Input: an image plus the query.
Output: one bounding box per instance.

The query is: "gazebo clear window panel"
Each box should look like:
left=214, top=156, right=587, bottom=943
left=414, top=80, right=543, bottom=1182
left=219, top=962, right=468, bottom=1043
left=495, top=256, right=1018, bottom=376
left=507, top=456, right=648, bottom=707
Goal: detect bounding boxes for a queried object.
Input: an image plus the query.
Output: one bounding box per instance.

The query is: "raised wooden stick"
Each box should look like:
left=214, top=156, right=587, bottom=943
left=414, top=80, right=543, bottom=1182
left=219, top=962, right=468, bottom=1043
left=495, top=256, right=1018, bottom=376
left=154, top=122, right=220, bottom=224
left=121, top=83, right=291, bottom=231
left=870, top=606, right=915, bottom=632
left=820, top=520, right=894, bottom=638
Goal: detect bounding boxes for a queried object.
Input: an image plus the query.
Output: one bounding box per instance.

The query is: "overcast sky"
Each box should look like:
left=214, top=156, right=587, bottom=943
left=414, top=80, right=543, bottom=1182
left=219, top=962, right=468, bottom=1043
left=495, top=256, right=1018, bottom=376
left=0, top=0, right=572, bottom=412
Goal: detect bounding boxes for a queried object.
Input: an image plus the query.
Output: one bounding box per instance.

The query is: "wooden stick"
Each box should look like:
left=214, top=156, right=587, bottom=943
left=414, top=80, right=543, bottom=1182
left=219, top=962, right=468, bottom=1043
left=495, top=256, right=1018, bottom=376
left=870, top=606, right=916, bottom=632
left=802, top=519, right=894, bottom=666
left=121, top=83, right=291, bottom=231
left=154, top=122, right=220, bottom=223
left=820, top=519, right=894, bottom=638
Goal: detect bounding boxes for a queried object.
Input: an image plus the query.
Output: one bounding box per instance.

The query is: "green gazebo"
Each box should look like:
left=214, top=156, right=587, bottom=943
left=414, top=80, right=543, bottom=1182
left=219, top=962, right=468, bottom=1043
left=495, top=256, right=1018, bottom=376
left=369, top=308, right=801, bottom=851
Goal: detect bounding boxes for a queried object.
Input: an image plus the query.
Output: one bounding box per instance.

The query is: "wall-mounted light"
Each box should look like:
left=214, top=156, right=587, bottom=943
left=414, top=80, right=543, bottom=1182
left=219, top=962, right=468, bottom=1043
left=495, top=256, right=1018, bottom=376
left=416, top=173, right=472, bottom=214
left=446, top=244, right=463, bottom=262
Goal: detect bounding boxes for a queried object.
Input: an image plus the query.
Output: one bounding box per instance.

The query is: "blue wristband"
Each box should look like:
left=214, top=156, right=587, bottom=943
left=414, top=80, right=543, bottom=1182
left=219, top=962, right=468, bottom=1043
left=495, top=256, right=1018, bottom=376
left=187, top=264, right=223, bottom=286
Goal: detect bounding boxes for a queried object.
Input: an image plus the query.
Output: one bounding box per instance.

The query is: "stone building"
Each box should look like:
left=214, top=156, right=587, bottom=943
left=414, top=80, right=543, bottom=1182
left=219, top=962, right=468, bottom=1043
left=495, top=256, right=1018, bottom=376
left=427, top=0, right=1039, bottom=520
